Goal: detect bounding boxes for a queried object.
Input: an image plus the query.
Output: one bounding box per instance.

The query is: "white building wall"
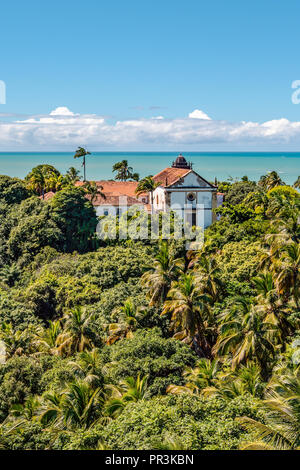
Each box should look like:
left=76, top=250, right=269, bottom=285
left=95, top=204, right=145, bottom=217
left=168, top=190, right=214, bottom=229
left=152, top=187, right=166, bottom=212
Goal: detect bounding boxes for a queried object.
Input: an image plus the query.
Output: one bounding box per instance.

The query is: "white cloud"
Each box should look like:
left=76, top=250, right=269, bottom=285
left=188, top=109, right=211, bottom=120
left=49, top=106, right=76, bottom=116
left=1, top=107, right=300, bottom=149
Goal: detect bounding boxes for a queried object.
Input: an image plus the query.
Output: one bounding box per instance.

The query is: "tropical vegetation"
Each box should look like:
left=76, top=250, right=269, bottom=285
left=0, top=168, right=299, bottom=450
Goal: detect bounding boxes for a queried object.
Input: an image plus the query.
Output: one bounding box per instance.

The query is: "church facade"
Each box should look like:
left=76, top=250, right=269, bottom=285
left=152, top=154, right=218, bottom=228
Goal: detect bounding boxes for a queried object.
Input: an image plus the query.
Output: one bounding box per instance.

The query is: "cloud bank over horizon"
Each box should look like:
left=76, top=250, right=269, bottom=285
left=1, top=106, right=300, bottom=150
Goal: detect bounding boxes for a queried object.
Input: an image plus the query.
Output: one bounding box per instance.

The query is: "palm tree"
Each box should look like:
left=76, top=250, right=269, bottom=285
left=258, top=171, right=285, bottom=191
left=167, top=359, right=220, bottom=396
left=83, top=181, right=106, bottom=203
left=243, top=190, right=269, bottom=215
left=112, top=160, right=134, bottom=181
left=293, top=176, right=300, bottom=188
left=237, top=369, right=300, bottom=449
left=33, top=320, right=61, bottom=354
left=9, top=396, right=40, bottom=423
left=191, top=252, right=223, bottom=302
left=131, top=172, right=140, bottom=181
left=141, top=241, right=185, bottom=305
left=213, top=299, right=278, bottom=375
left=162, top=273, right=212, bottom=357
left=66, top=167, right=81, bottom=184
left=105, top=374, right=148, bottom=418
left=135, top=176, right=161, bottom=214
left=25, top=167, right=46, bottom=196
left=184, top=358, right=221, bottom=390
left=55, top=307, right=96, bottom=356
left=0, top=323, right=29, bottom=359
left=106, top=299, right=139, bottom=345
left=40, top=380, right=103, bottom=430
left=275, top=242, right=300, bottom=307
left=74, top=147, right=91, bottom=182
left=69, top=348, right=103, bottom=388
left=25, top=164, right=62, bottom=196
left=253, top=272, right=293, bottom=340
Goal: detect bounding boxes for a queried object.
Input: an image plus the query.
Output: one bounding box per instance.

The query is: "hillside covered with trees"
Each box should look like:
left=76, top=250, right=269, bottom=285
left=0, top=166, right=299, bottom=450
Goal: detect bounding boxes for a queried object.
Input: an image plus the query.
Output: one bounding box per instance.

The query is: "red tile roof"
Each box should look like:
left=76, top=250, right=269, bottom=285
left=39, top=191, right=55, bottom=201
left=153, top=168, right=192, bottom=188
left=87, top=192, right=143, bottom=207
left=75, top=180, right=143, bottom=198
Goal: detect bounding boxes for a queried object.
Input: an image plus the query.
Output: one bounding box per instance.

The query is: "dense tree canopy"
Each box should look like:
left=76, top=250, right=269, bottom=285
left=0, top=166, right=299, bottom=450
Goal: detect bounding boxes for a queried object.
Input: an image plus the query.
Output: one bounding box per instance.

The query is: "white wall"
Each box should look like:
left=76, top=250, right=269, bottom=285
left=152, top=186, right=166, bottom=211
left=95, top=205, right=145, bottom=217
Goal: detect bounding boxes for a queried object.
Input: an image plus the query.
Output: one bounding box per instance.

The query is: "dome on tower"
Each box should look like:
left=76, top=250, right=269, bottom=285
left=172, top=154, right=192, bottom=169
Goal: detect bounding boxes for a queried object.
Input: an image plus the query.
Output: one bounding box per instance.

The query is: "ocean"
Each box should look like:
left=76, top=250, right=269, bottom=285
left=0, top=152, right=299, bottom=185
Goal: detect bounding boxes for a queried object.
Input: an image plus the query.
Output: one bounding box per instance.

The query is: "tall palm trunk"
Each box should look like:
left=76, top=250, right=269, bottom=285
left=83, top=155, right=86, bottom=182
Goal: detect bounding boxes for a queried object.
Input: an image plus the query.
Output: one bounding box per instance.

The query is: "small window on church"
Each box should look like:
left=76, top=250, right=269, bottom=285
left=187, top=192, right=196, bottom=202
left=104, top=210, right=109, bottom=216
left=192, top=209, right=197, bottom=226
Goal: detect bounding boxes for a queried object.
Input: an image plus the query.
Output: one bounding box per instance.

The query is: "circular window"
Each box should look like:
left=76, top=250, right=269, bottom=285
left=187, top=192, right=196, bottom=202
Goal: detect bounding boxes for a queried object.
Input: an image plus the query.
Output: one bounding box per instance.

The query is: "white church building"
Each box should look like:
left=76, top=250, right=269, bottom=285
left=43, top=154, right=223, bottom=228
left=151, top=154, right=218, bottom=228
left=86, top=155, right=222, bottom=228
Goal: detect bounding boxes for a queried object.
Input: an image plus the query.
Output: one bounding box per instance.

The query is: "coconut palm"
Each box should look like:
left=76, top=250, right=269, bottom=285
left=83, top=181, right=106, bottom=203
left=25, top=167, right=46, bottom=196
left=135, top=176, right=161, bottom=214
left=55, top=307, right=96, bottom=356
left=205, top=361, right=264, bottom=399
left=66, top=166, right=81, bottom=184
left=106, top=299, right=139, bottom=345
left=69, top=348, right=103, bottom=388
left=238, top=369, right=300, bottom=449
left=275, top=242, right=300, bottom=306
left=294, top=176, right=300, bottom=188
left=25, top=164, right=61, bottom=196
left=253, top=273, right=293, bottom=341
left=9, top=396, right=40, bottom=423
left=74, top=147, right=91, bottom=182
left=162, top=273, right=212, bottom=357
left=258, top=171, right=285, bottom=191
left=243, top=190, right=269, bottom=215
left=112, top=160, right=134, bottom=181
left=184, top=358, right=221, bottom=389
left=105, top=374, right=148, bottom=418
left=141, top=241, right=185, bottom=305
left=213, top=299, right=278, bottom=374
left=33, top=320, right=61, bottom=354
left=40, top=380, right=103, bottom=430
left=167, top=359, right=220, bottom=396
left=0, top=323, right=29, bottom=359
left=191, top=253, right=223, bottom=302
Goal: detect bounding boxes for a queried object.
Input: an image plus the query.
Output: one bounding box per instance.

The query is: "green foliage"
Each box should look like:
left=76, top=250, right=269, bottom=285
left=102, top=329, right=197, bottom=396
left=0, top=168, right=299, bottom=450
left=225, top=180, right=257, bottom=206
left=50, top=187, right=98, bottom=253
left=65, top=394, right=262, bottom=450
left=0, top=175, right=30, bottom=205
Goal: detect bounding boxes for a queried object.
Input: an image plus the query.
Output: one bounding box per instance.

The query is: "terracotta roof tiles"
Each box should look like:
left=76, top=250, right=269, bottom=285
left=152, top=168, right=191, bottom=187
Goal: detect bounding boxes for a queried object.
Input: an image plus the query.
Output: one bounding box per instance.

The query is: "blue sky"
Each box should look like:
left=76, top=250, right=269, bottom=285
left=1, top=0, right=300, bottom=150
